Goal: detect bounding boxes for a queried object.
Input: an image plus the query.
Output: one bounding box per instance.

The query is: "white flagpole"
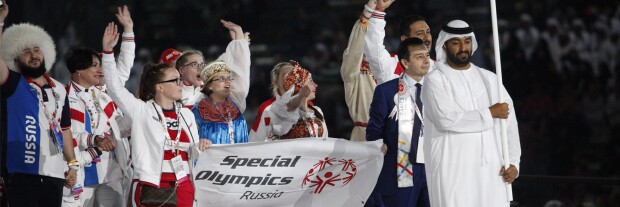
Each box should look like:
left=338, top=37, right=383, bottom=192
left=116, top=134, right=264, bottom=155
left=489, top=0, right=513, bottom=202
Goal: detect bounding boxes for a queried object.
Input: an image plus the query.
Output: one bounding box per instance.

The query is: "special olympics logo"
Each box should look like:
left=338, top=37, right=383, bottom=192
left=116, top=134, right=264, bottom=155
left=301, top=157, right=357, bottom=194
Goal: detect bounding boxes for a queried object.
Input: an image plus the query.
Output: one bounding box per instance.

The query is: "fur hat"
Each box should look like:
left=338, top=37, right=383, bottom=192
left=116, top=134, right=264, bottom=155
left=1, top=23, right=56, bottom=72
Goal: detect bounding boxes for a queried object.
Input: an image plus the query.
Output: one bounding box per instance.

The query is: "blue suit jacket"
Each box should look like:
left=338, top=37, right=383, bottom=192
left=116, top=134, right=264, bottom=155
left=366, top=78, right=423, bottom=194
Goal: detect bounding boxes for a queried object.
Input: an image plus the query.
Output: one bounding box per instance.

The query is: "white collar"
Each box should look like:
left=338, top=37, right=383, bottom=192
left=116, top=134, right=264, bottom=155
left=403, top=73, right=423, bottom=88
left=71, top=81, right=95, bottom=93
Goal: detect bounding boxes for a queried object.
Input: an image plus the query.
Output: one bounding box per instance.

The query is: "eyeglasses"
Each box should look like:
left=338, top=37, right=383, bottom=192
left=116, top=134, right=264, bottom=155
left=212, top=76, right=234, bottom=82
left=183, top=62, right=207, bottom=70
left=159, top=78, right=183, bottom=86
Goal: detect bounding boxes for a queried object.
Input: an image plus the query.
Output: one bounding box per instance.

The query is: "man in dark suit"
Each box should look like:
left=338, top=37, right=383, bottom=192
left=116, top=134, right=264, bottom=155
left=366, top=37, right=431, bottom=207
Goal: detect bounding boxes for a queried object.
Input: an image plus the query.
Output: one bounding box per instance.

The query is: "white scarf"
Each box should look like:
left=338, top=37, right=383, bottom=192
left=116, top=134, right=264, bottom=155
left=388, top=74, right=423, bottom=188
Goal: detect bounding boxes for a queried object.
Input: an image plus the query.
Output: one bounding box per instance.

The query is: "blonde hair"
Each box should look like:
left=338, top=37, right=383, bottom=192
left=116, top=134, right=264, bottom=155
left=270, top=62, right=292, bottom=97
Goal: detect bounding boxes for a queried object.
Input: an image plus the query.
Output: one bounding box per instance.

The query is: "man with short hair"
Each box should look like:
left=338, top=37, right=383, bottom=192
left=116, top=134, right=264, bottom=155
left=367, top=37, right=431, bottom=207
left=421, top=19, right=522, bottom=207
left=364, top=0, right=434, bottom=84
left=0, top=3, right=78, bottom=206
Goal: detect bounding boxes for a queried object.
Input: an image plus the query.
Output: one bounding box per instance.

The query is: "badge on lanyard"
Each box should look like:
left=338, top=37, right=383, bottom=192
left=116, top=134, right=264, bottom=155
left=171, top=155, right=188, bottom=184
left=49, top=121, right=64, bottom=155
left=227, top=117, right=235, bottom=144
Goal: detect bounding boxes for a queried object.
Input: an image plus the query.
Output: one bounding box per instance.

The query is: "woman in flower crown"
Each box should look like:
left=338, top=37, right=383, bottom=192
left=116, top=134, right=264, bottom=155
left=193, top=59, right=250, bottom=145
left=268, top=60, right=327, bottom=140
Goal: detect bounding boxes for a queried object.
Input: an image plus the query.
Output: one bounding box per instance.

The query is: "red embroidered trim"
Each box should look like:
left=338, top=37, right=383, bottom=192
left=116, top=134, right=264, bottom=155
left=197, top=98, right=240, bottom=123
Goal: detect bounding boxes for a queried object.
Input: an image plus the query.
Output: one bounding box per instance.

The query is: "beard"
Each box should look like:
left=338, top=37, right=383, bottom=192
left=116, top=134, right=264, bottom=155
left=447, top=51, right=471, bottom=67
left=17, top=59, right=47, bottom=78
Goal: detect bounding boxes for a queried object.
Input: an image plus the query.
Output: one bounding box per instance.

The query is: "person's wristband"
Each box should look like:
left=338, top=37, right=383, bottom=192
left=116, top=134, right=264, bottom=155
left=69, top=165, right=79, bottom=170
left=67, top=160, right=79, bottom=166
left=102, top=50, right=114, bottom=54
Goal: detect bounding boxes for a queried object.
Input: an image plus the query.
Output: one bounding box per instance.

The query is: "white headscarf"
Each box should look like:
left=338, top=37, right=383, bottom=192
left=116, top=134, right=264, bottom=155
left=435, top=20, right=478, bottom=64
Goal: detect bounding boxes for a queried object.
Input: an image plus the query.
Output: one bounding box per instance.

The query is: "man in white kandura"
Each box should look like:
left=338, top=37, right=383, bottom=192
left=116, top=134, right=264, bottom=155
left=420, top=19, right=522, bottom=207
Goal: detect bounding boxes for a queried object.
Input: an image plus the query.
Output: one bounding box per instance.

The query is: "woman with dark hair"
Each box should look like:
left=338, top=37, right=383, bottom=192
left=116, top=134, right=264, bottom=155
left=62, top=6, right=135, bottom=206
left=102, top=27, right=201, bottom=206
left=268, top=60, right=327, bottom=140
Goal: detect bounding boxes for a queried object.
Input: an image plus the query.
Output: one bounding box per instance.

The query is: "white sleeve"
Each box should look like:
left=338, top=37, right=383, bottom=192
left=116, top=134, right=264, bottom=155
left=270, top=88, right=301, bottom=136
left=503, top=87, right=521, bottom=170
left=217, top=39, right=251, bottom=112
left=79, top=148, right=100, bottom=165
left=116, top=32, right=136, bottom=85
left=364, top=15, right=399, bottom=84
left=102, top=53, right=145, bottom=120
left=249, top=109, right=269, bottom=142
left=341, top=19, right=365, bottom=84
left=421, top=72, right=494, bottom=133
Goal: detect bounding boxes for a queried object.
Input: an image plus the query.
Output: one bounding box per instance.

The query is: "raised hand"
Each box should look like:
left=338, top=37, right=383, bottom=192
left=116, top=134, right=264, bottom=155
left=298, top=82, right=315, bottom=99
left=376, top=0, right=395, bottom=11
left=363, top=0, right=376, bottom=18
left=220, top=19, right=244, bottom=41
left=0, top=0, right=10, bottom=81
left=244, top=32, right=251, bottom=44
left=115, top=5, right=133, bottom=33
left=366, top=0, right=377, bottom=8
left=102, top=22, right=119, bottom=52
left=0, top=0, right=9, bottom=22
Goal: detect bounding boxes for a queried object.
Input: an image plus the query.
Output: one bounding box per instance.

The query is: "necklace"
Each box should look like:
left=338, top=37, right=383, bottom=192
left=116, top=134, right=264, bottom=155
left=29, top=78, right=63, bottom=152
left=74, top=83, right=103, bottom=131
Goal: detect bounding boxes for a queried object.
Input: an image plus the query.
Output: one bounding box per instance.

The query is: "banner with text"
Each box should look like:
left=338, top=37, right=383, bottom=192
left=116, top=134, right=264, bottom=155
left=194, top=138, right=383, bottom=207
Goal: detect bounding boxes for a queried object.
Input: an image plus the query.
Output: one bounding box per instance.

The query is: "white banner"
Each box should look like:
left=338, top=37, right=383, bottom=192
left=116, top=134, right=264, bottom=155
left=193, top=138, right=384, bottom=207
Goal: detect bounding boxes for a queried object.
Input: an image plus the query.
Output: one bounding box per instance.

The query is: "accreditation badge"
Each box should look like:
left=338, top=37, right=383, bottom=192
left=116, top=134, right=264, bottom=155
left=171, top=155, right=188, bottom=184
left=49, top=121, right=64, bottom=155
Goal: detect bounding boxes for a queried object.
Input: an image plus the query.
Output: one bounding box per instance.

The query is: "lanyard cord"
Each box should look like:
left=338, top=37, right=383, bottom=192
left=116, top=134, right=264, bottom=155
left=153, top=102, right=182, bottom=155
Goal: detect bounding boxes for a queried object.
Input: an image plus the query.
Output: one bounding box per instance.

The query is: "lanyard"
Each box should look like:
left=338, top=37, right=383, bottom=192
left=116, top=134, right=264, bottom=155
left=32, top=82, right=61, bottom=128
left=153, top=103, right=182, bottom=155
left=213, top=100, right=235, bottom=144
left=401, top=76, right=424, bottom=135
left=74, top=83, right=103, bottom=131
left=408, top=92, right=424, bottom=125
left=30, top=80, right=63, bottom=153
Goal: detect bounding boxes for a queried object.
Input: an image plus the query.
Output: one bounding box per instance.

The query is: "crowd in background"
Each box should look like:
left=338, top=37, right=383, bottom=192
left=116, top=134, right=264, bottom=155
left=4, top=0, right=620, bottom=206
